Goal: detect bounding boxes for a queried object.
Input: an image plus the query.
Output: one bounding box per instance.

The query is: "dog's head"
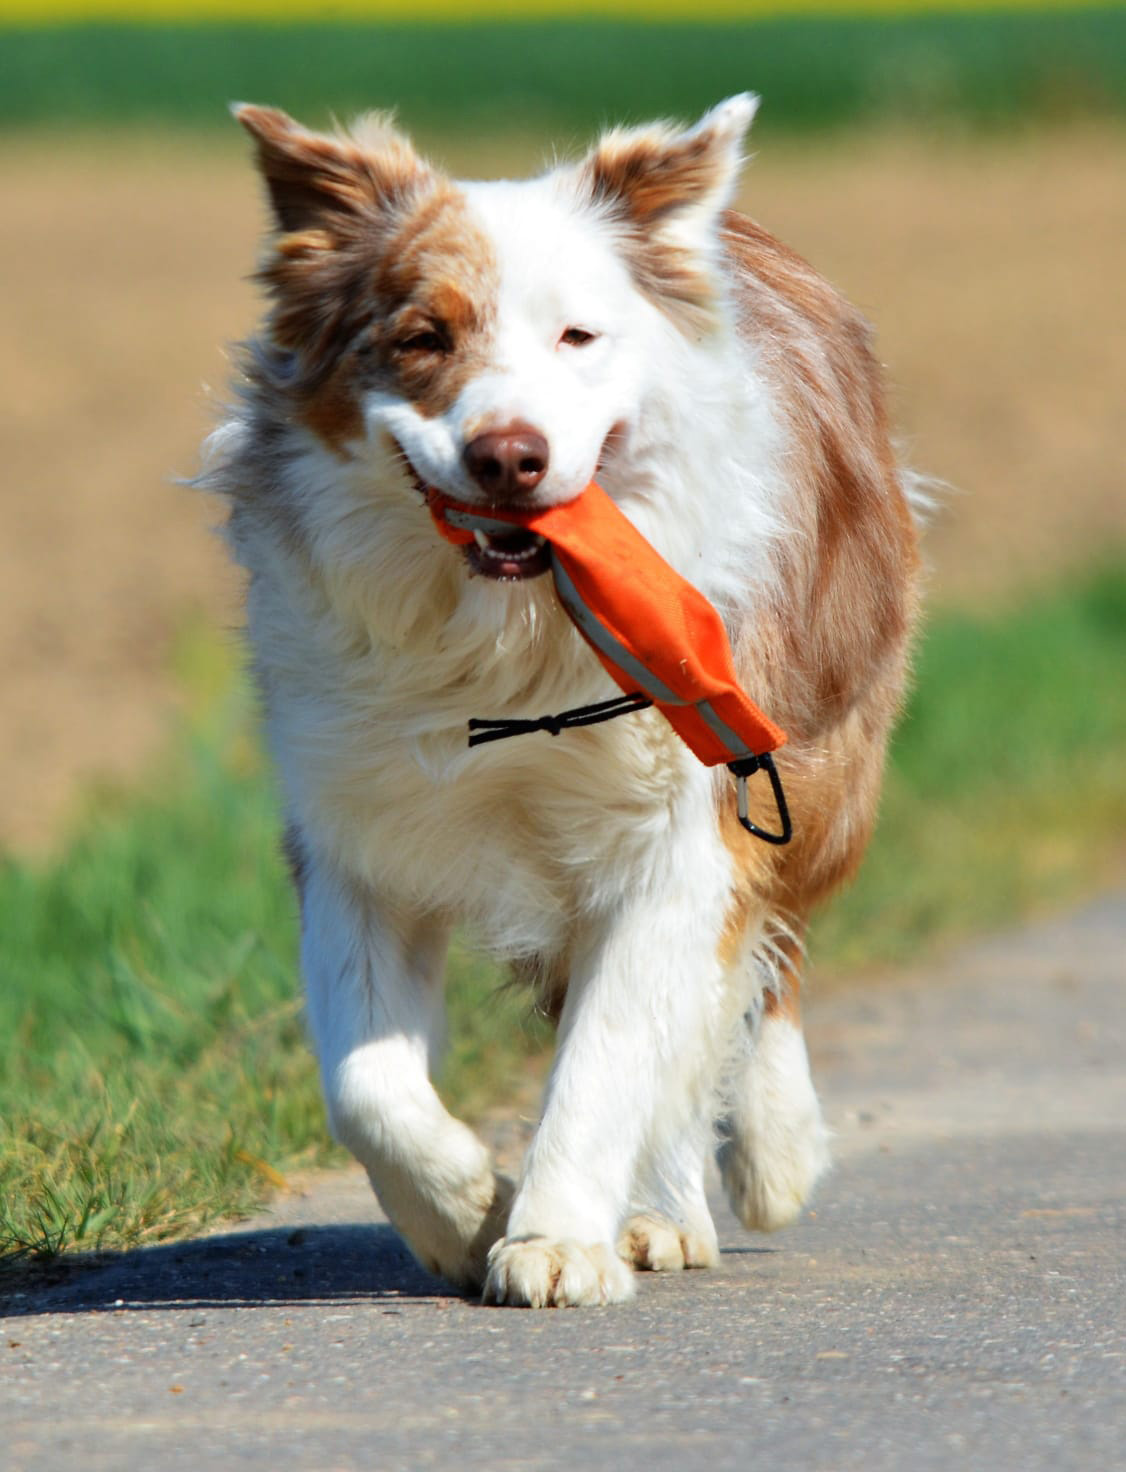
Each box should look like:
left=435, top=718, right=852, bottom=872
left=234, top=97, right=757, bottom=585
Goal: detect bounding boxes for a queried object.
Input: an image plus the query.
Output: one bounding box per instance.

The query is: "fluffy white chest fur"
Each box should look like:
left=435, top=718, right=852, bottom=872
left=202, top=94, right=919, bottom=1306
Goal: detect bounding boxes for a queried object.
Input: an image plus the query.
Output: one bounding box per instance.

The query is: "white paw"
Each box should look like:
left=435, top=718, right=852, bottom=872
left=392, top=1169, right=514, bottom=1292
left=718, top=1015, right=830, bottom=1232
left=618, top=1212, right=719, bottom=1271
left=484, top=1237, right=636, bottom=1307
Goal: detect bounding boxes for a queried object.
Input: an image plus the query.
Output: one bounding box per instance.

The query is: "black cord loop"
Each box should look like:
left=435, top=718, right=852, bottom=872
left=467, top=692, right=653, bottom=747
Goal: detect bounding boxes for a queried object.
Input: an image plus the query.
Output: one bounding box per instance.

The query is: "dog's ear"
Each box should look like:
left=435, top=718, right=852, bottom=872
left=579, top=94, right=758, bottom=254
left=233, top=105, right=437, bottom=387
left=233, top=102, right=430, bottom=236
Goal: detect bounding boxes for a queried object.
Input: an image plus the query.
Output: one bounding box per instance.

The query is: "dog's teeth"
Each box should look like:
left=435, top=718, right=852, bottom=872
left=471, top=530, right=547, bottom=564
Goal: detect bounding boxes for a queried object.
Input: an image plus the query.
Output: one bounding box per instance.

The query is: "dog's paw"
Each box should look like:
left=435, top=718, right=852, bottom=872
left=617, top=1212, right=719, bottom=1272
left=408, top=1170, right=515, bottom=1291
left=484, top=1236, right=636, bottom=1308
left=721, top=1124, right=828, bottom=1232
left=718, top=1016, right=830, bottom=1232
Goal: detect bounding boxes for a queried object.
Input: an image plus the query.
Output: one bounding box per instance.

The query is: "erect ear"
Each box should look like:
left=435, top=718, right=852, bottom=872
left=579, top=94, right=758, bottom=254
left=232, top=102, right=430, bottom=235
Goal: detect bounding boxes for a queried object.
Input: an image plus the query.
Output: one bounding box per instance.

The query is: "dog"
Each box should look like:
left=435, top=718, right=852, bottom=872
left=201, top=95, right=920, bottom=1307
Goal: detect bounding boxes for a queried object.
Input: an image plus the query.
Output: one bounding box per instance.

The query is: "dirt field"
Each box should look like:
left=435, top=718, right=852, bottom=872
left=3, top=125, right=1124, bottom=850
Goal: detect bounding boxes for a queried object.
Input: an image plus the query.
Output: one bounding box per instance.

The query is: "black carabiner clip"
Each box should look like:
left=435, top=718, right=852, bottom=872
left=728, top=751, right=793, bottom=846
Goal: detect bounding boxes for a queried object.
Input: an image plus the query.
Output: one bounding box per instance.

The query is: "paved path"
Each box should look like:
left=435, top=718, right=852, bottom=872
left=3, top=898, right=1124, bottom=1471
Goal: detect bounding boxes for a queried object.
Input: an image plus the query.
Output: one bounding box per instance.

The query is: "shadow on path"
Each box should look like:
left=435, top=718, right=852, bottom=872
left=0, top=1222, right=443, bottom=1319
left=2, top=1223, right=780, bottom=1320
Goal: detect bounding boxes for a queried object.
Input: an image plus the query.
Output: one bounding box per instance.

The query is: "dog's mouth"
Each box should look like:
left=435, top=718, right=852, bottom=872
left=398, top=443, right=552, bottom=582
left=464, top=528, right=551, bottom=581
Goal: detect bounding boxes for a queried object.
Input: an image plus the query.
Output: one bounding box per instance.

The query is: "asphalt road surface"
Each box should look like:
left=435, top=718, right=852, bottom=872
left=3, top=897, right=1123, bottom=1471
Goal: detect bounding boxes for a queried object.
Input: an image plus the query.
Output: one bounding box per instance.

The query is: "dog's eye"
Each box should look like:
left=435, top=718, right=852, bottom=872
left=560, top=327, right=597, bottom=348
left=397, top=329, right=449, bottom=356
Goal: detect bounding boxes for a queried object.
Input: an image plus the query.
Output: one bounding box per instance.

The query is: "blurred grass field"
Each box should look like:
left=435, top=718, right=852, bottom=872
left=2, top=12, right=1125, bottom=1266
left=2, top=9, right=1125, bottom=133
left=2, top=0, right=1110, bottom=17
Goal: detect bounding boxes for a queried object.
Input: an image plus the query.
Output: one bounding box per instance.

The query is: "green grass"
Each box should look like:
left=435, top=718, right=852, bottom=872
left=1, top=10, right=1125, bottom=137
left=2, top=561, right=1125, bottom=1267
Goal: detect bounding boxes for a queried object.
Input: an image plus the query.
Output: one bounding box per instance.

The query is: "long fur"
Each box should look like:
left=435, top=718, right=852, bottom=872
left=200, top=95, right=920, bottom=1307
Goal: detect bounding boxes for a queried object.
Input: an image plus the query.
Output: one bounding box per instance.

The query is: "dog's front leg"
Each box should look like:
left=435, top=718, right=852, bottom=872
left=485, top=806, right=734, bottom=1307
left=300, top=854, right=512, bottom=1291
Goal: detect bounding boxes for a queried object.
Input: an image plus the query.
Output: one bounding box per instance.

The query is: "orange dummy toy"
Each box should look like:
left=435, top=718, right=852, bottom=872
left=428, top=480, right=792, bottom=844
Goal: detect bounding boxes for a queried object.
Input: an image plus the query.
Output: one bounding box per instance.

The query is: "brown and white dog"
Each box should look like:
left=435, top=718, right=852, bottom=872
left=201, top=95, right=920, bottom=1307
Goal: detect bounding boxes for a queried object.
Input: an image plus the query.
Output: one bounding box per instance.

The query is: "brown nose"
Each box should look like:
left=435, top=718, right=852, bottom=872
left=462, top=423, right=549, bottom=499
